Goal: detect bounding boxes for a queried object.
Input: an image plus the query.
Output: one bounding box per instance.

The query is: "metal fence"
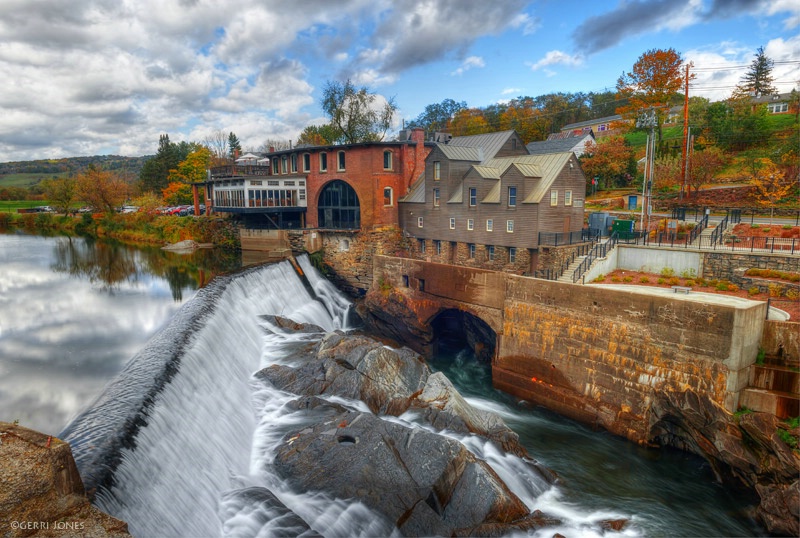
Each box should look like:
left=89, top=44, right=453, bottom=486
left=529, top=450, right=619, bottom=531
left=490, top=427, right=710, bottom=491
left=572, top=232, right=619, bottom=283
left=539, top=229, right=599, bottom=247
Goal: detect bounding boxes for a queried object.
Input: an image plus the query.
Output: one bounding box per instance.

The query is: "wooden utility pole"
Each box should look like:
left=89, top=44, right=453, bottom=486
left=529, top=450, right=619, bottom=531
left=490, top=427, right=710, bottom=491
left=680, top=63, right=691, bottom=201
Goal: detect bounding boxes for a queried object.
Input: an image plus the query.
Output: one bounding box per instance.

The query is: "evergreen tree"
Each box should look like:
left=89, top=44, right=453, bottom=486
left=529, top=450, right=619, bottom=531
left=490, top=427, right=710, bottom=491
left=138, top=134, right=188, bottom=194
left=739, top=46, right=776, bottom=97
left=228, top=132, right=242, bottom=158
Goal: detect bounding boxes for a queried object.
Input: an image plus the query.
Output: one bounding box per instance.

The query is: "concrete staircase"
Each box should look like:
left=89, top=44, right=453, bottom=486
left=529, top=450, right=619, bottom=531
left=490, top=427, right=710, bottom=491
left=739, top=353, right=800, bottom=419
left=557, top=256, right=587, bottom=283
left=692, top=224, right=716, bottom=247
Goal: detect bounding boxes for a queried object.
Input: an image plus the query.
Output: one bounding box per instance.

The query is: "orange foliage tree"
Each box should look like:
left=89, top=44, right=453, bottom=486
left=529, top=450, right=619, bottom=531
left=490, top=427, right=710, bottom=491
left=450, top=108, right=490, bottom=136
left=616, top=48, right=690, bottom=144
left=687, top=146, right=727, bottom=198
left=580, top=135, right=636, bottom=189
left=161, top=182, right=194, bottom=206
left=76, top=166, right=131, bottom=214
left=654, top=155, right=681, bottom=192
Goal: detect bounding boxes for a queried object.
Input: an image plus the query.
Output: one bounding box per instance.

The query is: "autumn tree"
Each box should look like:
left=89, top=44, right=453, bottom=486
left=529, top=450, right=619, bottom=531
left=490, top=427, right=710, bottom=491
left=653, top=155, right=682, bottom=192
left=41, top=177, right=78, bottom=213
left=616, top=48, right=689, bottom=145
left=687, top=146, right=726, bottom=198
left=77, top=166, right=130, bottom=214
left=297, top=124, right=340, bottom=146
left=738, top=46, right=777, bottom=97
left=321, top=79, right=397, bottom=143
left=138, top=135, right=195, bottom=194
left=161, top=182, right=194, bottom=206
left=449, top=108, right=490, bottom=136
left=580, top=135, right=636, bottom=189
left=168, top=147, right=211, bottom=185
left=750, top=158, right=794, bottom=223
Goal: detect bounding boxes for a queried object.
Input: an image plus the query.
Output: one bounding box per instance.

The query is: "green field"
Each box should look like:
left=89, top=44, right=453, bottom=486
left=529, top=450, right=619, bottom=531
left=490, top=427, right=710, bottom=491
left=0, top=172, right=68, bottom=188
left=0, top=200, right=51, bottom=213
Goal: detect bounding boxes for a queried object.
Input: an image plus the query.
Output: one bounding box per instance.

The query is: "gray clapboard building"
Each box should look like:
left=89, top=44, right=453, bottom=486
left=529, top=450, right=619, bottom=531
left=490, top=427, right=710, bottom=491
left=398, top=130, right=588, bottom=274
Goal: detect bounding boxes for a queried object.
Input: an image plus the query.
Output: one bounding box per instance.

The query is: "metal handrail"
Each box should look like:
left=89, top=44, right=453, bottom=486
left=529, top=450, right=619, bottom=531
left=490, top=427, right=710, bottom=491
left=573, top=232, right=619, bottom=283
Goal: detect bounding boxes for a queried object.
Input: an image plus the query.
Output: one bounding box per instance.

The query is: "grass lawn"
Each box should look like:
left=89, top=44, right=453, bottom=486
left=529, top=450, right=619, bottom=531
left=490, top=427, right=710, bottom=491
left=0, top=200, right=50, bottom=212
left=0, top=172, right=68, bottom=188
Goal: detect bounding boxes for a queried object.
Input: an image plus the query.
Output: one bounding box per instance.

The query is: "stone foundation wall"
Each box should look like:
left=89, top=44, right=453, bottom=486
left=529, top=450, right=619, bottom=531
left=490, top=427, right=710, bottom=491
left=405, top=239, right=531, bottom=274
left=703, top=252, right=800, bottom=280
left=762, top=320, right=800, bottom=360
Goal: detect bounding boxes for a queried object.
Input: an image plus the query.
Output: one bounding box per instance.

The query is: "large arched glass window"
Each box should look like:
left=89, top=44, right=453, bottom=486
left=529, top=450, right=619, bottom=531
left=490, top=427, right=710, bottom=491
left=318, top=180, right=360, bottom=229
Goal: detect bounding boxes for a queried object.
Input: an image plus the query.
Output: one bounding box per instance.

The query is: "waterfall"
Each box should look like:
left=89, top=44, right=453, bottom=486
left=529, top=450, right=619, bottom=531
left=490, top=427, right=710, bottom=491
left=64, top=255, right=631, bottom=537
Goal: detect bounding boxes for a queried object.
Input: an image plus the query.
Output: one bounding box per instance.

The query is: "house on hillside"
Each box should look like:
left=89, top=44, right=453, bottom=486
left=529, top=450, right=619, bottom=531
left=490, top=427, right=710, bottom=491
left=750, top=92, right=793, bottom=115
left=526, top=130, right=595, bottom=158
left=398, top=130, right=588, bottom=275
left=560, top=115, right=626, bottom=137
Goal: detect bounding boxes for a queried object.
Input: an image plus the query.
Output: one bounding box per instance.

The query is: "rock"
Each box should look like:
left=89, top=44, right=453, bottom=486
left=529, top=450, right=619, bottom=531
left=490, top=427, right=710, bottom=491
left=413, top=372, right=529, bottom=458
left=272, top=408, right=531, bottom=536
left=600, top=518, right=629, bottom=531
left=161, top=239, right=200, bottom=252
left=648, top=390, right=800, bottom=534
left=0, top=422, right=130, bottom=537
left=756, top=480, right=799, bottom=537
left=258, top=332, right=429, bottom=416
left=355, top=289, right=435, bottom=357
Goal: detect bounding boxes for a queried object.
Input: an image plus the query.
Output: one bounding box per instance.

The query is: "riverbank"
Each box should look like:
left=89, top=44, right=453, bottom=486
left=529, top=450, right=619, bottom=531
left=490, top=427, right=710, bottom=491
left=0, top=211, right=240, bottom=250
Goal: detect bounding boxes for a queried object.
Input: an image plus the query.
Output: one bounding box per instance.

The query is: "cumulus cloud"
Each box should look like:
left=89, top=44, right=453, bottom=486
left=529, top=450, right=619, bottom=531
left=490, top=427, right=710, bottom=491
left=529, top=50, right=584, bottom=71
left=451, top=56, right=485, bottom=76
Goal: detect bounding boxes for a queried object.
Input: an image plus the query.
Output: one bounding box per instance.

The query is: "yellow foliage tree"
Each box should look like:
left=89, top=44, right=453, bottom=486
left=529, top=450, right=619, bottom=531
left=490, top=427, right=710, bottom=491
left=76, top=166, right=131, bottom=214
left=750, top=158, right=794, bottom=223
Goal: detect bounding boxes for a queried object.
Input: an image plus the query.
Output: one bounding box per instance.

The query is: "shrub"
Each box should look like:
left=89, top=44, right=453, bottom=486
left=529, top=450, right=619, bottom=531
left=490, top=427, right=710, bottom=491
left=639, top=276, right=650, bottom=284
left=748, top=286, right=760, bottom=296
left=610, top=276, right=621, bottom=283
left=783, top=224, right=793, bottom=230
left=785, top=416, right=800, bottom=429
left=680, top=268, right=697, bottom=279
left=716, top=281, right=730, bottom=291
left=734, top=407, right=754, bottom=419
left=660, top=267, right=675, bottom=277
left=593, top=274, right=606, bottom=282
left=776, top=429, right=798, bottom=449
left=623, top=276, right=633, bottom=282
left=668, top=277, right=680, bottom=286
left=756, top=348, right=766, bottom=364
left=751, top=223, right=761, bottom=229
left=684, top=279, right=695, bottom=287
left=787, top=289, right=799, bottom=301
left=657, top=278, right=666, bottom=285
left=728, top=284, right=739, bottom=292
left=696, top=277, right=707, bottom=287
left=768, top=284, right=783, bottom=297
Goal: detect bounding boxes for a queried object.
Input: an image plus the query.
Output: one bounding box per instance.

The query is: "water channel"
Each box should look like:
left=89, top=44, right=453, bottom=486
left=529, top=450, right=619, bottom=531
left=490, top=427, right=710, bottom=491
left=0, top=233, right=763, bottom=536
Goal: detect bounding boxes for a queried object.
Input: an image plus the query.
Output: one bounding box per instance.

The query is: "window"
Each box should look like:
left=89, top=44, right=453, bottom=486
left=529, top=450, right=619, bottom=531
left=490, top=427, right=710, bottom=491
left=508, top=186, right=517, bottom=207
left=768, top=102, right=788, bottom=113
left=272, top=158, right=279, bottom=175
left=339, top=239, right=350, bottom=251
left=507, top=220, right=514, bottom=233
left=598, top=124, right=607, bottom=131
left=281, top=155, right=287, bottom=174
left=303, top=153, right=311, bottom=172
left=419, top=278, right=425, bottom=292
left=468, top=244, right=475, bottom=258
left=565, top=190, right=573, bottom=206
left=435, top=240, right=442, bottom=255
left=469, top=187, right=477, bottom=207
left=291, top=154, right=297, bottom=173
left=467, top=218, right=474, bottom=231
left=319, top=152, right=328, bottom=172
left=419, top=239, right=426, bottom=253
left=402, top=275, right=409, bottom=287
left=509, top=247, right=517, bottom=263
left=488, top=245, right=495, bottom=261
left=486, top=219, right=493, bottom=232
left=449, top=217, right=455, bottom=229
left=418, top=216, right=423, bottom=228
left=550, top=190, right=558, bottom=206
left=433, top=188, right=440, bottom=207
left=434, top=161, right=441, bottom=180
left=383, top=187, right=393, bottom=206
left=383, top=150, right=392, bottom=170
left=337, top=151, right=346, bottom=171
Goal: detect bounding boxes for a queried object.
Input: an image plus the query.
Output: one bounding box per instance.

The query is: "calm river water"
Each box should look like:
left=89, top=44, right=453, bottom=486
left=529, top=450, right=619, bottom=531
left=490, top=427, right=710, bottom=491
left=0, top=232, right=764, bottom=536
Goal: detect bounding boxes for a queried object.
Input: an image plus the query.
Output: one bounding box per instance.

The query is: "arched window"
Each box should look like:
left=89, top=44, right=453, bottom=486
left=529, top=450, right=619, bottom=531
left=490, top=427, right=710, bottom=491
left=318, top=180, right=360, bottom=229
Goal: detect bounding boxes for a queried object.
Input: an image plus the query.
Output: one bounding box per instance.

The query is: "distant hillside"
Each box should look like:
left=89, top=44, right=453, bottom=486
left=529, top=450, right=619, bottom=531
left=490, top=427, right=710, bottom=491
left=0, top=155, right=151, bottom=188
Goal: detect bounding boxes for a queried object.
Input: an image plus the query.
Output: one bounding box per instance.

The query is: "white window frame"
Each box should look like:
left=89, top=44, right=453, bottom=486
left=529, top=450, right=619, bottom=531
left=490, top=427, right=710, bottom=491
left=467, top=218, right=474, bottom=231
left=486, top=219, right=493, bottom=232
left=508, top=186, right=517, bottom=207
left=434, top=161, right=441, bottom=181
left=383, top=150, right=393, bottom=170
left=449, top=217, right=455, bottom=230
left=469, top=187, right=477, bottom=207
left=509, top=247, right=517, bottom=263
left=488, top=245, right=495, bottom=260
left=433, top=188, right=440, bottom=207
left=383, top=187, right=393, bottom=207
left=302, top=153, right=311, bottom=172
left=565, top=190, right=573, bottom=206
left=550, top=190, right=558, bottom=206
left=417, top=216, right=423, bottom=228
left=468, top=243, right=475, bottom=258
left=507, top=220, right=514, bottom=233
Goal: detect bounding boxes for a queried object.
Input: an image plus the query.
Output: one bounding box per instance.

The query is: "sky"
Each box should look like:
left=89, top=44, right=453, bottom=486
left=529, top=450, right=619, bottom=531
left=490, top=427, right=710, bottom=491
left=0, top=0, right=798, bottom=163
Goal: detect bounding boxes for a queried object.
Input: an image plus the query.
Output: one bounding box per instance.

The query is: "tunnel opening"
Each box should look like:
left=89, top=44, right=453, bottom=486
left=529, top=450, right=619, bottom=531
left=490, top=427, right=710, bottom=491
left=430, top=309, right=496, bottom=363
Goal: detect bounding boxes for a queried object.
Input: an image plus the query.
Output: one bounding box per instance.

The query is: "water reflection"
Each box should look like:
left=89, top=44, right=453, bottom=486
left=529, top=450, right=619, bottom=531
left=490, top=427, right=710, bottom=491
left=0, top=233, right=242, bottom=435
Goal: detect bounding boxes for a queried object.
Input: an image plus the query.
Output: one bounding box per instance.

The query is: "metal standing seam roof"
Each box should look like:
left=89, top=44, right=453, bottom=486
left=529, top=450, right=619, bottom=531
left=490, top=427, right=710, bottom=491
left=481, top=181, right=501, bottom=203
left=444, top=130, right=516, bottom=160
left=447, top=182, right=463, bottom=203
left=526, top=137, right=589, bottom=156
left=399, top=173, right=426, bottom=203
left=473, top=153, right=572, bottom=204
left=438, top=145, right=483, bottom=161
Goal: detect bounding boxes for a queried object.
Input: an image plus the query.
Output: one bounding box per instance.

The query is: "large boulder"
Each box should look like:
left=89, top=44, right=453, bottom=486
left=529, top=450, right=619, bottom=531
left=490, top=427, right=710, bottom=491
left=272, top=406, right=533, bottom=536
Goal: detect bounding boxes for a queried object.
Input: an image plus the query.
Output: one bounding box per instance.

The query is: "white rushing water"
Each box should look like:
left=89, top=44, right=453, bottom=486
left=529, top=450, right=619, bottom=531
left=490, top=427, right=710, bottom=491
left=66, top=255, right=635, bottom=537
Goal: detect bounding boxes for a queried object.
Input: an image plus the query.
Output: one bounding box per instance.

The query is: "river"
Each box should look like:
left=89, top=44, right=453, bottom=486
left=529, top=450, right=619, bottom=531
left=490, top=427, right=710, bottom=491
left=0, top=233, right=763, bottom=536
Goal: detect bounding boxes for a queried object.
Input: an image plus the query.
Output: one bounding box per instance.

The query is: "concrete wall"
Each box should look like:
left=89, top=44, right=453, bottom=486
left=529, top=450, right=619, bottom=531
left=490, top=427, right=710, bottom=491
left=372, top=255, right=768, bottom=444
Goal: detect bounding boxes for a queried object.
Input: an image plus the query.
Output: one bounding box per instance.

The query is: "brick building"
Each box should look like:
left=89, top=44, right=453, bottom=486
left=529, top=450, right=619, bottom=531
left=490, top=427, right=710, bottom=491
left=207, top=128, right=430, bottom=231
